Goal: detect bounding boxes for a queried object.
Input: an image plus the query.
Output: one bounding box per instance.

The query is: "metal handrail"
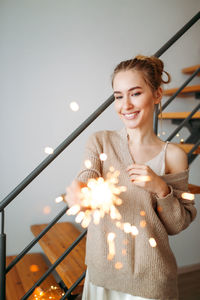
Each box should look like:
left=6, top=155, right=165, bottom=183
left=6, top=205, right=68, bottom=273
left=166, top=102, right=200, bottom=141
left=60, top=271, right=86, bottom=300
left=157, top=67, right=200, bottom=115
left=187, top=139, right=200, bottom=158
left=0, top=10, right=199, bottom=300
left=21, top=229, right=87, bottom=300
left=0, top=95, right=114, bottom=211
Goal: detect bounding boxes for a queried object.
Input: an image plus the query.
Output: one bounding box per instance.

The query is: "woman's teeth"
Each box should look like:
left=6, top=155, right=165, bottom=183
left=124, top=112, right=139, bottom=119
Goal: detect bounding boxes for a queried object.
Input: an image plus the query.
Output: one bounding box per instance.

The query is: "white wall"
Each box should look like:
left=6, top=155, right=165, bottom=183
left=0, top=0, right=200, bottom=267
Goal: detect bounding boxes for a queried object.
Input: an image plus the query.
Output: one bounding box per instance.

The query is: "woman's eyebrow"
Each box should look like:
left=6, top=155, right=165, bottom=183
left=114, top=86, right=142, bottom=94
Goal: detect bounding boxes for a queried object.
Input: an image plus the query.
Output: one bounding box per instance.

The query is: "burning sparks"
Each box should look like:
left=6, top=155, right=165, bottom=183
left=99, top=153, right=107, bottom=161
left=123, top=222, right=132, bottom=233
left=70, top=101, right=79, bottom=112
left=84, top=159, right=92, bottom=169
left=107, top=232, right=116, bottom=260
left=67, top=204, right=80, bottom=216
left=149, top=238, right=157, bottom=247
left=181, top=192, right=195, bottom=201
left=66, top=168, right=126, bottom=228
left=44, top=147, right=54, bottom=154
left=131, top=226, right=139, bottom=236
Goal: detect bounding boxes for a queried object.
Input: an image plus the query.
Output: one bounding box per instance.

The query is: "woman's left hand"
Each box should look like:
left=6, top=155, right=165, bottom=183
left=127, top=164, right=170, bottom=198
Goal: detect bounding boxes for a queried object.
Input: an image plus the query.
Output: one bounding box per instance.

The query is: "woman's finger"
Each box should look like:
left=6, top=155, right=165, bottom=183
left=126, top=164, right=147, bottom=171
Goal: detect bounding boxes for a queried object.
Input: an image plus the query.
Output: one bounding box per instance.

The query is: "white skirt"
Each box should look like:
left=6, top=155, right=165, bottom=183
left=82, top=269, right=159, bottom=300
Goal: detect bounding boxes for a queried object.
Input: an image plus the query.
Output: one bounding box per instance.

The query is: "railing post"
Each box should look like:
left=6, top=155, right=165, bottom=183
left=153, top=104, right=159, bottom=135
left=0, top=210, right=6, bottom=300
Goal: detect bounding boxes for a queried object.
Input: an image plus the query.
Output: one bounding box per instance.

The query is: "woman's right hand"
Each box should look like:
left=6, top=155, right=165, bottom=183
left=65, top=180, right=87, bottom=208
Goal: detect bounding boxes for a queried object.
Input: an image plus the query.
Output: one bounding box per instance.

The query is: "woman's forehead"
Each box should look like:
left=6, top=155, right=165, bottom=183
left=113, top=70, right=147, bottom=91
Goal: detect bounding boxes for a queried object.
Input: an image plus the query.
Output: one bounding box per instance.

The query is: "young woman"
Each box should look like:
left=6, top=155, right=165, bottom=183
left=66, top=55, right=197, bottom=300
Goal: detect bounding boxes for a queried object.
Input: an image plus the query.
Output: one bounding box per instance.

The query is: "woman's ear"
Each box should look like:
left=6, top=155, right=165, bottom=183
left=154, top=87, right=163, bottom=104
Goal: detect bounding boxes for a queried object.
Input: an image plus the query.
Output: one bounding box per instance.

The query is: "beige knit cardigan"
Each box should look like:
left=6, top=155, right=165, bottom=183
left=77, top=129, right=197, bottom=300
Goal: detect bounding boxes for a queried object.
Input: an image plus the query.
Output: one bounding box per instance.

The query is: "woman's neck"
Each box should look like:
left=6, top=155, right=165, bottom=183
left=126, top=127, right=158, bottom=146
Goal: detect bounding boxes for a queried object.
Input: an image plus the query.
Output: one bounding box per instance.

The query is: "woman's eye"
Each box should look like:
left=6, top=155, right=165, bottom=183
left=115, top=96, right=123, bottom=100
left=131, top=92, right=141, bottom=96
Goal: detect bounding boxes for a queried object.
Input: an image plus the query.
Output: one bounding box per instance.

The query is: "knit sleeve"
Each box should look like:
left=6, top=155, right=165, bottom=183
left=76, top=132, right=103, bottom=183
left=155, top=170, right=197, bottom=235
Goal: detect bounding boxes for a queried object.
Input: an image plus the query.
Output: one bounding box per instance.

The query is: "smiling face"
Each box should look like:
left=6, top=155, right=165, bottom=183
left=113, top=70, right=162, bottom=130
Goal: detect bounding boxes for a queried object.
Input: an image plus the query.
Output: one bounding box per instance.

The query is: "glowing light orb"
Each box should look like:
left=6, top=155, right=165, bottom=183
left=84, top=159, right=92, bottom=169
left=140, top=210, right=146, bottom=216
left=70, top=101, right=79, bottom=111
left=123, top=222, right=132, bottom=233
left=55, top=196, right=63, bottom=203
left=99, top=153, right=107, bottom=161
left=140, top=220, right=146, bottom=228
left=181, top=192, right=195, bottom=201
left=180, top=138, right=184, bottom=143
left=44, top=147, right=54, bottom=154
left=135, top=176, right=151, bottom=182
left=162, top=131, right=166, bottom=135
left=131, top=226, right=139, bottom=236
left=149, top=237, right=157, bottom=247
left=30, top=264, right=39, bottom=272
left=122, top=249, right=127, bottom=255
left=115, top=262, right=123, bottom=269
left=176, top=133, right=180, bottom=137
left=43, top=206, right=51, bottom=214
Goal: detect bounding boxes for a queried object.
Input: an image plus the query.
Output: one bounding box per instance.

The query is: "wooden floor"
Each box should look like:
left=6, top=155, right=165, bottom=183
left=178, top=269, right=200, bottom=300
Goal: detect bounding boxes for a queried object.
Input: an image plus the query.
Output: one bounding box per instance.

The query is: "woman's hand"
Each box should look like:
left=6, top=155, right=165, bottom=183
left=65, top=180, right=87, bottom=208
left=127, top=164, right=170, bottom=198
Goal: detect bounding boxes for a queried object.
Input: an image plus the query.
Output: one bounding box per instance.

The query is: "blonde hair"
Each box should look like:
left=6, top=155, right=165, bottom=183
left=111, top=54, right=171, bottom=125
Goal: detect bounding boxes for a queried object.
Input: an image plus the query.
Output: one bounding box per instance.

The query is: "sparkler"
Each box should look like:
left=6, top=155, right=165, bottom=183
left=67, top=167, right=127, bottom=228
left=62, top=156, right=161, bottom=264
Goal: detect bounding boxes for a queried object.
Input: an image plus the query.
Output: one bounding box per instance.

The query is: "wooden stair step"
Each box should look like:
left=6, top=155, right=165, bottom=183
left=176, top=143, right=200, bottom=155
left=163, top=85, right=200, bottom=97
left=158, top=111, right=200, bottom=119
left=6, top=253, right=61, bottom=300
left=31, top=222, right=86, bottom=295
left=182, top=64, right=200, bottom=76
left=188, top=184, right=200, bottom=194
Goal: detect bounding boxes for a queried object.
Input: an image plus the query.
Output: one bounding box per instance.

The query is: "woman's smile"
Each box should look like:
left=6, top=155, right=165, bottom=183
left=122, top=111, right=140, bottom=120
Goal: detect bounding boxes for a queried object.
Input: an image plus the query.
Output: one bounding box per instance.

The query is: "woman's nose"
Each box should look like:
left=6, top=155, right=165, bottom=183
left=123, top=96, right=133, bottom=109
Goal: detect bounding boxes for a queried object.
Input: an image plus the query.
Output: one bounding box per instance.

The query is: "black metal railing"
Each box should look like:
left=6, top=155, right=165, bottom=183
left=0, top=10, right=200, bottom=300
